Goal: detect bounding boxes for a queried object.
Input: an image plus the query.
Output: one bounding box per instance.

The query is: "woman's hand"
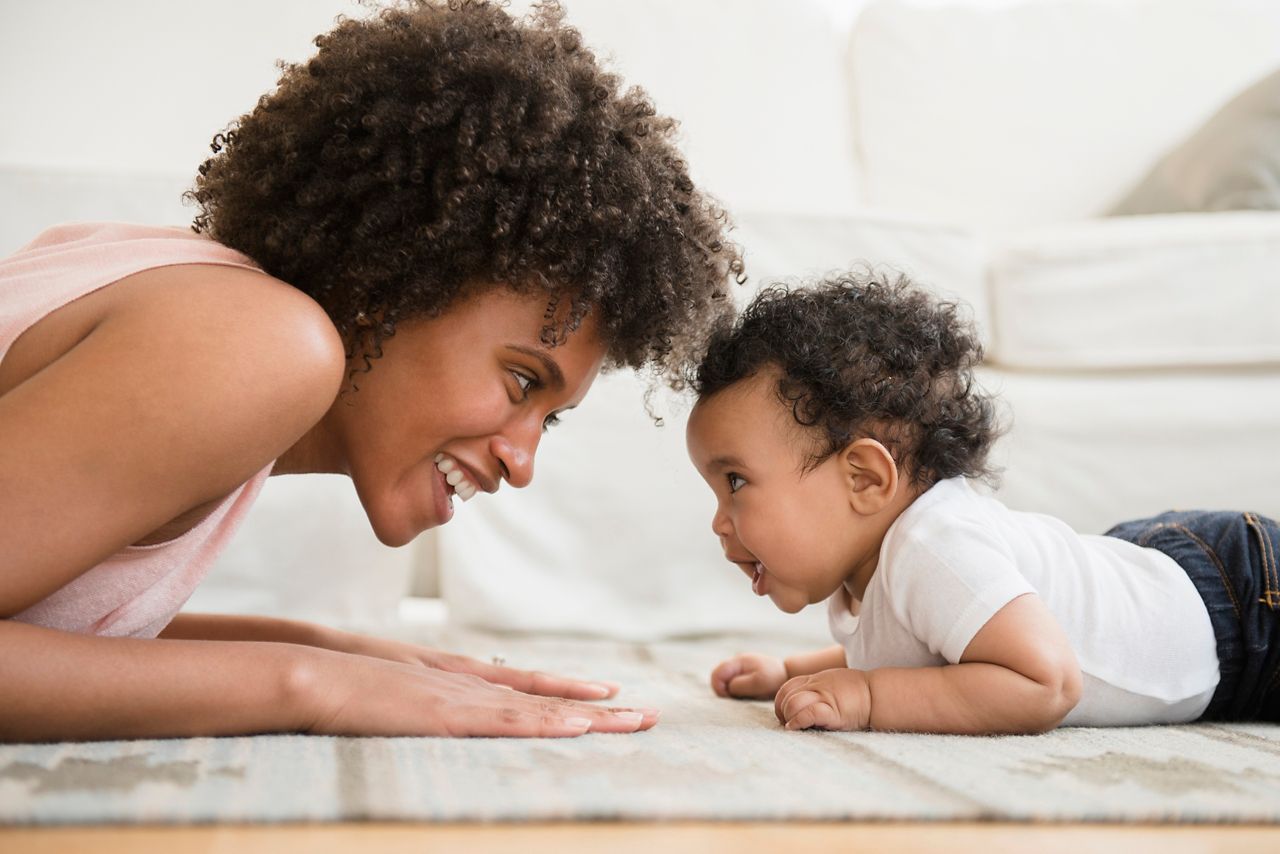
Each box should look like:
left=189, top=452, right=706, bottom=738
left=327, top=632, right=622, bottom=701
left=710, top=653, right=789, bottom=699
left=296, top=645, right=656, bottom=737
left=161, top=615, right=626, bottom=703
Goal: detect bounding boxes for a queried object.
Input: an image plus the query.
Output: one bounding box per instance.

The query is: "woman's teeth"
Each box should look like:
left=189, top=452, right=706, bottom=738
left=434, top=453, right=477, bottom=502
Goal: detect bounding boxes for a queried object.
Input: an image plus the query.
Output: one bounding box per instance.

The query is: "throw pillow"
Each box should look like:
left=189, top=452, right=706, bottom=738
left=1109, top=67, right=1280, bottom=215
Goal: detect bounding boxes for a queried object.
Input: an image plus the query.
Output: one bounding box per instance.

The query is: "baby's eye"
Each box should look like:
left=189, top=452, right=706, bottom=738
left=727, top=473, right=746, bottom=493
left=542, top=412, right=562, bottom=433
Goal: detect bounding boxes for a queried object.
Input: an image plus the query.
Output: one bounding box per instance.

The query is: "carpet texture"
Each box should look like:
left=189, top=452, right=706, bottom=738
left=2, top=625, right=1279, bottom=825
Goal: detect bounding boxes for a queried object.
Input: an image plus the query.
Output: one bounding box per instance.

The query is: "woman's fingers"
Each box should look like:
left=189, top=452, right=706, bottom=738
left=306, top=651, right=658, bottom=738
left=430, top=653, right=621, bottom=701
left=463, top=698, right=657, bottom=737
left=518, top=668, right=620, bottom=700
left=443, top=666, right=659, bottom=733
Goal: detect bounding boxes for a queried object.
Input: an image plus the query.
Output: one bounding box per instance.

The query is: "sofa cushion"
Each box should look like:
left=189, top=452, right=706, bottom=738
left=986, top=212, right=1280, bottom=369
left=982, top=366, right=1280, bottom=535
left=849, top=0, right=1280, bottom=228
left=1110, top=68, right=1280, bottom=215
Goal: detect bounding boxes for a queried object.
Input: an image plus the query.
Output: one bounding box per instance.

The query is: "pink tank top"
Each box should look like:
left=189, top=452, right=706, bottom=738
left=1, top=222, right=275, bottom=638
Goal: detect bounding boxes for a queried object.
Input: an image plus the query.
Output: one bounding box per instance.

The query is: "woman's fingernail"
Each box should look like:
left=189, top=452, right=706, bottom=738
left=586, top=684, right=612, bottom=698
left=565, top=717, right=593, bottom=731
left=612, top=712, right=645, bottom=725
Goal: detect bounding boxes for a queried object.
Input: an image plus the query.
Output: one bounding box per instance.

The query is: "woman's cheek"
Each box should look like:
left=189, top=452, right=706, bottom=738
left=452, top=388, right=514, bottom=434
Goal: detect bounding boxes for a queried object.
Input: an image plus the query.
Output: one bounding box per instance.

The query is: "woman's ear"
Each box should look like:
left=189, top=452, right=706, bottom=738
left=840, top=438, right=900, bottom=516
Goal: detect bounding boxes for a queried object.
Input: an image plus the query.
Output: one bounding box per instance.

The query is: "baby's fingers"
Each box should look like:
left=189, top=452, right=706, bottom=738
left=727, top=670, right=775, bottom=699
left=777, top=682, right=831, bottom=726
left=711, top=658, right=745, bottom=697
left=774, top=675, right=808, bottom=722
left=784, top=699, right=838, bottom=731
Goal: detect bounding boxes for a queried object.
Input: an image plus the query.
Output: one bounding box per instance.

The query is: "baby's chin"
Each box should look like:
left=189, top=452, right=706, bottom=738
left=770, top=593, right=812, bottom=615
left=771, top=585, right=841, bottom=615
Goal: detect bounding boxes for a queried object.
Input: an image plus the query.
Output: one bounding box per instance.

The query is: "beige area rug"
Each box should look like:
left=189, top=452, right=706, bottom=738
left=2, top=624, right=1279, bottom=825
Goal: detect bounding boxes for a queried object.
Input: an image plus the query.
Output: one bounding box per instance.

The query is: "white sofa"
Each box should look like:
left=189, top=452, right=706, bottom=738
left=3, top=0, right=1278, bottom=639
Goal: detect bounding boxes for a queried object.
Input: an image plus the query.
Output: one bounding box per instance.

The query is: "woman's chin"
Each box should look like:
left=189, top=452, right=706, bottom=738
left=364, top=499, right=440, bottom=547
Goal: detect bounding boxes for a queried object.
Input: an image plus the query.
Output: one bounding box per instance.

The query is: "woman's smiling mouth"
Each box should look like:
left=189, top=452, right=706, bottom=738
left=434, top=453, right=478, bottom=501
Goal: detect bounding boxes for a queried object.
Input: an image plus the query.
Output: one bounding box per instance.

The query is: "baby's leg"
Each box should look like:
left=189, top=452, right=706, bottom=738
left=1105, top=510, right=1280, bottom=722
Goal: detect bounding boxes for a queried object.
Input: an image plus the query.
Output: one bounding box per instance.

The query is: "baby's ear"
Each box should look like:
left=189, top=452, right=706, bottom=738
left=840, top=438, right=899, bottom=516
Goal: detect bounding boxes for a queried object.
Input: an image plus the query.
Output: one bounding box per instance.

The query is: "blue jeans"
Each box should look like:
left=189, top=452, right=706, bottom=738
left=1106, top=510, right=1280, bottom=722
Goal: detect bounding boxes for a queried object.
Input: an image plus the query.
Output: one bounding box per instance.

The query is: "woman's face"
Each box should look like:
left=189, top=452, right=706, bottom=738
left=316, top=287, right=607, bottom=546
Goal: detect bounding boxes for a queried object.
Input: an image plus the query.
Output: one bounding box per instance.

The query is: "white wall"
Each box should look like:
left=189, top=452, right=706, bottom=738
left=0, top=0, right=864, bottom=221
left=0, top=0, right=361, bottom=174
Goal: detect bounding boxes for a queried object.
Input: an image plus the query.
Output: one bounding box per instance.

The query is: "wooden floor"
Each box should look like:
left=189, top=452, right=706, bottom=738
left=4, top=822, right=1280, bottom=853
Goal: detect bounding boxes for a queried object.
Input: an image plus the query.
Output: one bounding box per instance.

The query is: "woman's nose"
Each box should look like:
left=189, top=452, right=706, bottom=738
left=491, top=421, right=540, bottom=489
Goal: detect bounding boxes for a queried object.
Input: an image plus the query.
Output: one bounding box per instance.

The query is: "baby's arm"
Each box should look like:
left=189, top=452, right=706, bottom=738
left=712, top=645, right=846, bottom=699
left=775, top=593, right=1082, bottom=734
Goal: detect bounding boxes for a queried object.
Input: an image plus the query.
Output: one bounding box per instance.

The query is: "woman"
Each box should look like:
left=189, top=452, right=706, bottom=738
left=0, top=1, right=739, bottom=740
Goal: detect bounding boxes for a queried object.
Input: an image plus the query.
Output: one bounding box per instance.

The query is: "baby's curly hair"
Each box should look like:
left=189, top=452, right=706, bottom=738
left=188, top=0, right=740, bottom=384
left=693, top=271, right=1000, bottom=487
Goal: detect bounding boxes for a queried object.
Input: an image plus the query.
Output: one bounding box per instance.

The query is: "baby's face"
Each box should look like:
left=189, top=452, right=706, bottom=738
left=686, top=370, right=870, bottom=614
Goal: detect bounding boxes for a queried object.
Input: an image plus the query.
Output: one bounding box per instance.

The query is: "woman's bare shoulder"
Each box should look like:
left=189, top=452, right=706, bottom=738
left=0, top=263, right=348, bottom=611
left=114, top=263, right=347, bottom=387
left=105, top=262, right=349, bottom=466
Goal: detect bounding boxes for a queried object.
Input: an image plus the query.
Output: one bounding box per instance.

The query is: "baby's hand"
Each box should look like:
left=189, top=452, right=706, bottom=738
left=774, top=668, right=872, bottom=731
left=711, top=653, right=789, bottom=699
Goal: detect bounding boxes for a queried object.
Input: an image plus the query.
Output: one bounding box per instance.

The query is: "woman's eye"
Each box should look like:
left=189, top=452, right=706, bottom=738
left=542, top=412, right=562, bottom=433
left=511, top=371, right=536, bottom=397
left=727, top=473, right=745, bottom=493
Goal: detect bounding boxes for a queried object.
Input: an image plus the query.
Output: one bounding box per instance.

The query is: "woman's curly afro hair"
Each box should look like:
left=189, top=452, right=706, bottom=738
left=188, top=0, right=741, bottom=385
left=692, top=271, right=1001, bottom=488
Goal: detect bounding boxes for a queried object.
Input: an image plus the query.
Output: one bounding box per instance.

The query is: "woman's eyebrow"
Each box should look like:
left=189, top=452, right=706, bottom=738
left=507, top=345, right=565, bottom=390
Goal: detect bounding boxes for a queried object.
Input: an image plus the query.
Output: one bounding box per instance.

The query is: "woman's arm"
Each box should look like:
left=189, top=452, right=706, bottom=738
left=160, top=612, right=624, bottom=701
left=159, top=612, right=332, bottom=646
left=0, top=619, right=312, bottom=741
left=0, top=620, right=657, bottom=741
left=774, top=593, right=1083, bottom=734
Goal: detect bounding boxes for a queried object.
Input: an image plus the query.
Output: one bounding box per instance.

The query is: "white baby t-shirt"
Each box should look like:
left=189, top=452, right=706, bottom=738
left=826, top=478, right=1220, bottom=726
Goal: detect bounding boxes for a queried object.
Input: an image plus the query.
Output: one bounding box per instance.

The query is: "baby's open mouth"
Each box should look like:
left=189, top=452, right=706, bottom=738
left=751, top=562, right=766, bottom=596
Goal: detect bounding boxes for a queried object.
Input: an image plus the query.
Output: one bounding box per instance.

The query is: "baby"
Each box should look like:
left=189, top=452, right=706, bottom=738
left=685, top=272, right=1279, bottom=734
